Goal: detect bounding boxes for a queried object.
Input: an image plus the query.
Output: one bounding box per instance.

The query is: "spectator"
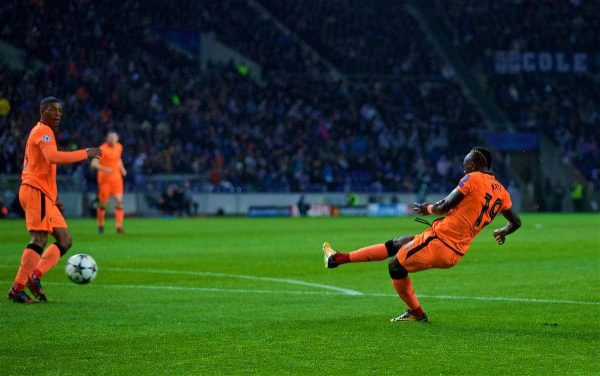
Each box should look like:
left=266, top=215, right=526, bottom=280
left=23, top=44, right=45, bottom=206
left=346, top=192, right=360, bottom=207
left=571, top=181, right=584, bottom=212
left=0, top=96, right=10, bottom=116
left=297, top=195, right=310, bottom=216
left=160, top=184, right=181, bottom=216
left=179, top=181, right=199, bottom=216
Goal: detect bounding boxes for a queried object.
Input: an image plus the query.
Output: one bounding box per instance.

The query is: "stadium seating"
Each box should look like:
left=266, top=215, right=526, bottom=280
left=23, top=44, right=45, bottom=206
left=258, top=0, right=442, bottom=76
left=432, top=0, right=600, bottom=189
left=0, top=0, right=490, bottom=194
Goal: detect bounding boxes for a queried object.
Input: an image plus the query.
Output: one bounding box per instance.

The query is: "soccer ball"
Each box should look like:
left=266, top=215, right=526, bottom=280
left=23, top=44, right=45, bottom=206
left=65, top=254, right=98, bottom=284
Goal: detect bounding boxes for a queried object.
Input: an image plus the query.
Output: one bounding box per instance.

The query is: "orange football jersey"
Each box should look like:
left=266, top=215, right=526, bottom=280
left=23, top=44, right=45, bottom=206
left=432, top=172, right=512, bottom=254
left=97, top=142, right=123, bottom=183
left=21, top=122, right=87, bottom=201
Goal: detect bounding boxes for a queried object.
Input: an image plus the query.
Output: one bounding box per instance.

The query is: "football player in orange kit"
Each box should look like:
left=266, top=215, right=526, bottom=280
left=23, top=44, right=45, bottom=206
left=91, top=130, right=127, bottom=234
left=8, top=97, right=101, bottom=303
left=323, top=147, right=522, bottom=322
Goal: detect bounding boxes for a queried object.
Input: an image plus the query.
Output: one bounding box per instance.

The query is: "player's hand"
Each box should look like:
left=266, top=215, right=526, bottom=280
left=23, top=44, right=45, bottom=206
left=121, top=167, right=127, bottom=177
left=493, top=228, right=507, bottom=245
left=86, top=147, right=102, bottom=159
left=102, top=167, right=113, bottom=174
left=413, top=203, right=430, bottom=215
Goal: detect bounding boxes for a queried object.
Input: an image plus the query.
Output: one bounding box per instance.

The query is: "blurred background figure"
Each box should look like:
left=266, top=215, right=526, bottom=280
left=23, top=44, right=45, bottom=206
left=179, top=181, right=199, bottom=217
left=297, top=195, right=310, bottom=216
left=160, top=184, right=181, bottom=217
left=571, top=181, right=584, bottom=212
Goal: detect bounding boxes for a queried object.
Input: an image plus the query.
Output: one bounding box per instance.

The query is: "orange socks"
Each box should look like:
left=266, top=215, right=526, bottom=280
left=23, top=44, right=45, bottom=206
left=98, top=206, right=124, bottom=229
left=97, top=207, right=106, bottom=227
left=349, top=244, right=388, bottom=262
left=13, top=243, right=64, bottom=290
left=33, top=244, right=61, bottom=278
left=335, top=243, right=389, bottom=265
left=13, top=248, right=41, bottom=290
left=392, top=277, right=422, bottom=313
left=115, top=207, right=124, bottom=229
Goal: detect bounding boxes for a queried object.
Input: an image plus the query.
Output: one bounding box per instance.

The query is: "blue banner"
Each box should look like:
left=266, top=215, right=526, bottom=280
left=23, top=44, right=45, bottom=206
left=483, top=132, right=539, bottom=151
left=248, top=206, right=292, bottom=218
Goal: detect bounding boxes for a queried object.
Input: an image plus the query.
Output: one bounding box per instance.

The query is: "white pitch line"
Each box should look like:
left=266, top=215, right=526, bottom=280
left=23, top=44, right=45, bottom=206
left=1, top=265, right=599, bottom=306
left=369, top=292, right=600, bottom=306
left=106, top=267, right=600, bottom=306
left=106, top=267, right=364, bottom=296
left=3, top=280, right=343, bottom=296
left=2, top=280, right=599, bottom=306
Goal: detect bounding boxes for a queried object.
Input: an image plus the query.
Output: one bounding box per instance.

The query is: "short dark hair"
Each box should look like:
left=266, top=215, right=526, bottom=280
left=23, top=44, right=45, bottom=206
left=40, top=96, right=62, bottom=111
left=471, top=146, right=493, bottom=168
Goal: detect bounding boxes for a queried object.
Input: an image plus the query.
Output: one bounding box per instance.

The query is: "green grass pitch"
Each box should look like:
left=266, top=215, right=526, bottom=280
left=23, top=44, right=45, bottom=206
left=0, top=214, right=599, bottom=375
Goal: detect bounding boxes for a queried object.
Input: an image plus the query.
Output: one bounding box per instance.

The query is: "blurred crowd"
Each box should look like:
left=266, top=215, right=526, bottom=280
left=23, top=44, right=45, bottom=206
left=434, top=0, right=599, bottom=190
left=259, top=0, right=444, bottom=76
left=1, top=0, right=594, bottom=197
left=0, top=0, right=484, bottom=195
left=200, top=0, right=326, bottom=75
left=492, top=75, right=599, bottom=188
left=435, top=0, right=598, bottom=63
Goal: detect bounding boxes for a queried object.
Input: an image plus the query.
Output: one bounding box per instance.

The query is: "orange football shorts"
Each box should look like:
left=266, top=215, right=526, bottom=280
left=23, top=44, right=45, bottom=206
left=19, top=184, right=67, bottom=233
left=98, top=179, right=123, bottom=203
left=396, top=228, right=462, bottom=272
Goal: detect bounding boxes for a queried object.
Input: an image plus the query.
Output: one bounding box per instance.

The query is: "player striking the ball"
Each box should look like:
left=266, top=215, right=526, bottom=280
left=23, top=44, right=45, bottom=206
left=8, top=97, right=102, bottom=303
left=91, top=130, right=127, bottom=234
left=323, top=147, right=521, bottom=322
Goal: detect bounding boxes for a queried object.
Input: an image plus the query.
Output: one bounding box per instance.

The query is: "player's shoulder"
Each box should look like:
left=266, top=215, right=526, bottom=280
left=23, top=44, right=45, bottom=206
left=458, top=173, right=473, bottom=187
left=458, top=171, right=484, bottom=187
left=474, top=171, right=498, bottom=184
left=30, top=121, right=52, bottom=133
left=29, top=122, right=54, bottom=143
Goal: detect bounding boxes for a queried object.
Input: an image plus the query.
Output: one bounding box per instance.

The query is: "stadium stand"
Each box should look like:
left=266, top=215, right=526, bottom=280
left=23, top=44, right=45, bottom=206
left=258, top=0, right=442, bottom=76
left=0, top=0, right=489, bottom=195
left=433, top=0, right=600, bottom=190
left=200, top=0, right=326, bottom=74
left=2, top=0, right=594, bottom=198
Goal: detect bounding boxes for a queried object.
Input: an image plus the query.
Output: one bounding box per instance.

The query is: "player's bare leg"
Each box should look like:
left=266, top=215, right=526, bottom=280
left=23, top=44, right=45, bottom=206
left=28, top=227, right=72, bottom=302
left=322, top=236, right=413, bottom=269
left=114, top=194, right=125, bottom=234
left=8, top=231, right=48, bottom=303
left=97, top=201, right=108, bottom=234
left=388, top=257, right=428, bottom=322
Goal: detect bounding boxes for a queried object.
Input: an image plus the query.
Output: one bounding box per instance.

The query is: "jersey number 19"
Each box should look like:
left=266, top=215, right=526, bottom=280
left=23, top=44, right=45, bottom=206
left=475, top=193, right=503, bottom=227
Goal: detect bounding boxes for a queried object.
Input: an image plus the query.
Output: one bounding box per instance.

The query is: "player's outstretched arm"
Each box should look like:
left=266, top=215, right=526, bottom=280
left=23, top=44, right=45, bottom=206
left=414, top=189, right=465, bottom=216
left=41, top=144, right=101, bottom=164
left=492, top=208, right=522, bottom=245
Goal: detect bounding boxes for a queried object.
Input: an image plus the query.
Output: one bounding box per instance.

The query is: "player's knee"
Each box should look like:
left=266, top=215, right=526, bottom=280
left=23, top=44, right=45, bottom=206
left=56, top=236, right=72, bottom=254
left=26, top=242, right=44, bottom=255
left=54, top=242, right=70, bottom=256
left=29, top=232, right=48, bottom=251
left=385, top=240, right=400, bottom=257
left=388, top=258, right=408, bottom=280
left=115, top=202, right=124, bottom=210
left=385, top=236, right=412, bottom=257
